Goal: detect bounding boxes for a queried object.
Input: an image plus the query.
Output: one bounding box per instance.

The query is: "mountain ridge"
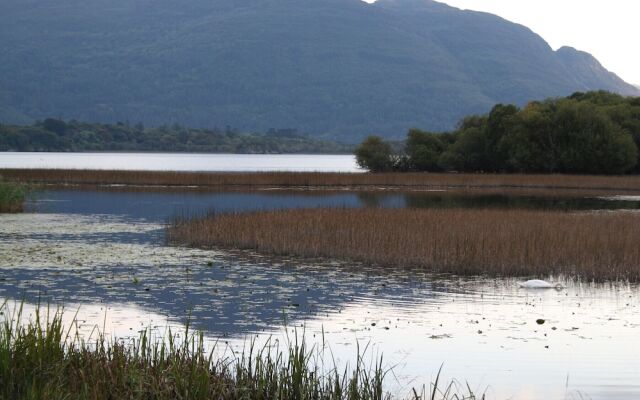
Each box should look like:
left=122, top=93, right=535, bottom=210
left=0, top=0, right=637, bottom=141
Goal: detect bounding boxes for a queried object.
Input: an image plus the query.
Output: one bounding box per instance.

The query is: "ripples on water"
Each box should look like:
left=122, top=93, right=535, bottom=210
left=2, top=189, right=640, bottom=399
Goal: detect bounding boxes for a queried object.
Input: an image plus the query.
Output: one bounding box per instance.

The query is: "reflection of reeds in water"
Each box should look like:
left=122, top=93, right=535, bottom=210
left=0, top=303, right=479, bottom=400
left=4, top=168, right=640, bottom=193
left=168, top=208, right=640, bottom=281
left=0, top=178, right=26, bottom=213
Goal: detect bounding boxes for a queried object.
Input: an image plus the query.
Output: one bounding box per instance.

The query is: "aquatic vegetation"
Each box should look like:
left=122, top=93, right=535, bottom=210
left=4, top=168, right=640, bottom=193
left=0, top=178, right=27, bottom=213
left=168, top=208, right=640, bottom=281
left=0, top=303, right=481, bottom=400
left=0, top=213, right=218, bottom=269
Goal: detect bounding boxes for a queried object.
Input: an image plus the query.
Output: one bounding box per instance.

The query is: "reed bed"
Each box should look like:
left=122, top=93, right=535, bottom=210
left=168, top=208, right=640, bottom=281
left=0, top=178, right=27, bottom=213
left=0, top=302, right=480, bottom=400
left=4, top=169, right=640, bottom=193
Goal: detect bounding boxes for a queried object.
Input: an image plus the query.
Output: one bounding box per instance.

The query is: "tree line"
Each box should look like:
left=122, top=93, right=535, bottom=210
left=356, top=91, right=640, bottom=174
left=0, top=120, right=352, bottom=154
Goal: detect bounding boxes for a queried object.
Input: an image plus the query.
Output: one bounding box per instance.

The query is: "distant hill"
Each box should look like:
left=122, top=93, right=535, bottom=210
left=0, top=0, right=638, bottom=141
left=0, top=120, right=352, bottom=154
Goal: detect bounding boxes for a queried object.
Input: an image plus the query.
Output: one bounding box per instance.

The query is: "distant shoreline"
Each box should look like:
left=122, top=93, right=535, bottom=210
left=3, top=169, right=640, bottom=195
left=0, top=150, right=354, bottom=155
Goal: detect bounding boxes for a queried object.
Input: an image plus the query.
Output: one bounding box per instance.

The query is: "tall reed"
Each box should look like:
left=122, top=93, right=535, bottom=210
left=168, top=208, right=640, bottom=281
left=0, top=302, right=480, bottom=400
left=0, top=177, right=27, bottom=213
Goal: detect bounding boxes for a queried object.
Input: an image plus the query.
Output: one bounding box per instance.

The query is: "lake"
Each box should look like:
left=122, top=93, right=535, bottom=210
left=0, top=152, right=362, bottom=172
left=2, top=187, right=640, bottom=399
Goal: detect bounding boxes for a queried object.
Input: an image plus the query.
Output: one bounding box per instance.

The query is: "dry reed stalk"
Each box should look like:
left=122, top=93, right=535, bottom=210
left=4, top=169, right=640, bottom=193
left=168, top=208, right=640, bottom=281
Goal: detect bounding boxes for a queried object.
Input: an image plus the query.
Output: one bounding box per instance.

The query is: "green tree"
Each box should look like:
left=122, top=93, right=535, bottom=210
left=42, top=118, right=68, bottom=135
left=354, top=136, right=395, bottom=172
left=405, top=129, right=447, bottom=171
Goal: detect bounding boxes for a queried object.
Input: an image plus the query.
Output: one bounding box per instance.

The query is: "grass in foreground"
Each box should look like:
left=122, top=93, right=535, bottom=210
left=168, top=208, right=640, bottom=282
left=0, top=303, right=480, bottom=400
left=3, top=169, right=640, bottom=194
left=0, top=178, right=27, bottom=213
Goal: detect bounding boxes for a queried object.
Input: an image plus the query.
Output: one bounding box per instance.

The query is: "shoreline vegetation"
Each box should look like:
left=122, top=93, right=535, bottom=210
left=356, top=91, right=640, bottom=175
left=3, top=169, right=640, bottom=194
left=167, top=208, right=640, bottom=282
left=0, top=178, right=27, bottom=213
left=0, top=303, right=480, bottom=400
left=0, top=119, right=352, bottom=154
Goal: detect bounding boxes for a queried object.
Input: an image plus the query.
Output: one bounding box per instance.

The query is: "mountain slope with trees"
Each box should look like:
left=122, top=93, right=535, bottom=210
left=0, top=120, right=352, bottom=153
left=0, top=0, right=637, bottom=141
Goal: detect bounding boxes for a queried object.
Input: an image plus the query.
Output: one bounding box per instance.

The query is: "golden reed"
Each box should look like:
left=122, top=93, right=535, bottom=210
left=168, top=208, right=640, bottom=281
left=4, top=169, right=640, bottom=193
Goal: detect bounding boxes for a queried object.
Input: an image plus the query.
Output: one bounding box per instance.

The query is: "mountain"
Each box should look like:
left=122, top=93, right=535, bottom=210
left=0, top=0, right=638, bottom=141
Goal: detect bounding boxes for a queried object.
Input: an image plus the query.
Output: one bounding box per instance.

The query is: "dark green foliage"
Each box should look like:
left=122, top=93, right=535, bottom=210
left=354, top=136, right=397, bottom=173
left=503, top=100, right=636, bottom=174
left=568, top=91, right=640, bottom=172
left=0, top=0, right=638, bottom=140
left=357, top=92, right=640, bottom=175
left=0, top=178, right=27, bottom=213
left=0, top=121, right=352, bottom=153
left=42, top=118, right=68, bottom=135
left=405, top=129, right=447, bottom=172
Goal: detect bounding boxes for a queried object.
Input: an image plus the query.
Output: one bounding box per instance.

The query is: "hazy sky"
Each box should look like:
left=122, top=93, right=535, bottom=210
left=364, top=0, right=640, bottom=85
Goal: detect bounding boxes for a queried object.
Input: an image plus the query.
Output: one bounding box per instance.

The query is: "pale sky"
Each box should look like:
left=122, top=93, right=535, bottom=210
left=364, top=0, right=640, bottom=86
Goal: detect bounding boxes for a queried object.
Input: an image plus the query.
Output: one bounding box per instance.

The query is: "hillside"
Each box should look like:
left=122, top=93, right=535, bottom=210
left=0, top=120, right=352, bottom=153
left=0, top=0, right=637, bottom=141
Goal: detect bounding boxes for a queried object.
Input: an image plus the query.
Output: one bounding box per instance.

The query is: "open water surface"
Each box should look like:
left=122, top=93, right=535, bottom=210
left=0, top=152, right=362, bottom=172
left=2, top=188, right=640, bottom=399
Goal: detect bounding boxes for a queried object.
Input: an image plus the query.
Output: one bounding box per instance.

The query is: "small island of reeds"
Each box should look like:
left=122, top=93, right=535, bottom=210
left=168, top=208, right=640, bottom=282
left=0, top=178, right=27, bottom=213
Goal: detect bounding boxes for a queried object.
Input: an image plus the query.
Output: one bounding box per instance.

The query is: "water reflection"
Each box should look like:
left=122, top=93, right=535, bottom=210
left=26, top=189, right=640, bottom=222
left=4, top=189, right=640, bottom=399
left=360, top=191, right=640, bottom=211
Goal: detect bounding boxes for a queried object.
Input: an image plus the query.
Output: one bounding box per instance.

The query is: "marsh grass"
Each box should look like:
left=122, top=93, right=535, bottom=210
left=0, top=178, right=27, bottom=213
left=3, top=169, right=640, bottom=194
left=0, top=302, right=480, bottom=400
left=168, top=208, right=640, bottom=281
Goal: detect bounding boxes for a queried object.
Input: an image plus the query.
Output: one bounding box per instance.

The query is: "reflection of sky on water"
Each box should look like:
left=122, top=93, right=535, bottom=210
left=3, top=188, right=640, bottom=399
left=26, top=189, right=640, bottom=223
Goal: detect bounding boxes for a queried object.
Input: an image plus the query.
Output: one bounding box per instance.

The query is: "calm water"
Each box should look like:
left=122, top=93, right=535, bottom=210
left=0, top=152, right=362, bottom=172
left=2, top=188, right=640, bottom=399
left=24, top=189, right=640, bottom=220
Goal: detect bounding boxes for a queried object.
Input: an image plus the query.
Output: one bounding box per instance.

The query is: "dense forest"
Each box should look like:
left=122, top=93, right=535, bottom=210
left=356, top=91, right=640, bottom=174
left=0, top=120, right=351, bottom=154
